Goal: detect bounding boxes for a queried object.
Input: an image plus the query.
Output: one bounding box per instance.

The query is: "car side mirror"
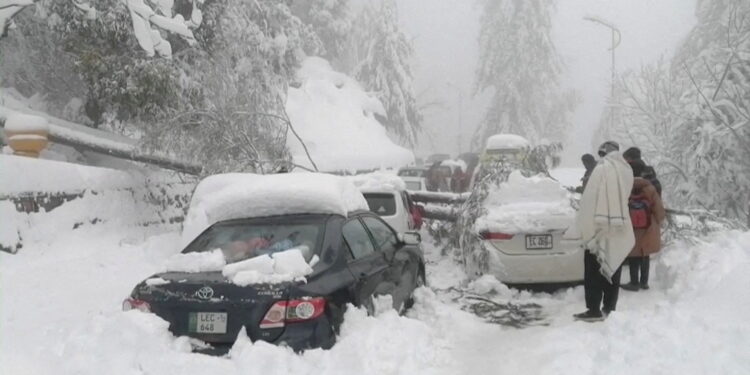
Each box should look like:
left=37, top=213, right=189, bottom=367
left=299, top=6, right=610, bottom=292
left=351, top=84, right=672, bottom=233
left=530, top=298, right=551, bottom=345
left=398, top=231, right=421, bottom=246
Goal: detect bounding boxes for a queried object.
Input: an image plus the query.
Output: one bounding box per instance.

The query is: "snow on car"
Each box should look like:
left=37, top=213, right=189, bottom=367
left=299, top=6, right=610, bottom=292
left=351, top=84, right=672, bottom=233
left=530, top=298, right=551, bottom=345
left=461, top=134, right=582, bottom=284
left=472, top=170, right=581, bottom=284
left=125, top=172, right=426, bottom=353
left=397, top=167, right=427, bottom=191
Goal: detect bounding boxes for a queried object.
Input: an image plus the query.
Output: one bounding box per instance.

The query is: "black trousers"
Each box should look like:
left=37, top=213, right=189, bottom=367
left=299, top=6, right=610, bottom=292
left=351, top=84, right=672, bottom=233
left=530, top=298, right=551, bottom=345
left=628, top=256, right=650, bottom=285
left=584, top=250, right=622, bottom=313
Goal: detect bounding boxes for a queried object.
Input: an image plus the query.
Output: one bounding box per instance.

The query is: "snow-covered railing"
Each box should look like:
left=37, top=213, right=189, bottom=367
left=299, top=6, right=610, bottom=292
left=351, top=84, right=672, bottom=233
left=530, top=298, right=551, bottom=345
left=0, top=155, right=196, bottom=254
left=410, top=191, right=469, bottom=205
left=0, top=102, right=202, bottom=175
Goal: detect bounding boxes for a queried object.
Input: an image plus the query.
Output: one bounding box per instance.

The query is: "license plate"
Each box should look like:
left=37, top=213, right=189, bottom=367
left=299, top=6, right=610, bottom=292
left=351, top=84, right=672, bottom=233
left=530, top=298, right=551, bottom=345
left=526, top=234, right=553, bottom=250
left=188, top=312, right=228, bottom=334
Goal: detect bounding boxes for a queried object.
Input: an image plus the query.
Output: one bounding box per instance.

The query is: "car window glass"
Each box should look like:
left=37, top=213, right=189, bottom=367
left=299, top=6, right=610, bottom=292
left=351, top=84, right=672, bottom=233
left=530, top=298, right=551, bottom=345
left=363, top=193, right=397, bottom=216
left=362, top=217, right=398, bottom=250
left=342, top=219, right=376, bottom=259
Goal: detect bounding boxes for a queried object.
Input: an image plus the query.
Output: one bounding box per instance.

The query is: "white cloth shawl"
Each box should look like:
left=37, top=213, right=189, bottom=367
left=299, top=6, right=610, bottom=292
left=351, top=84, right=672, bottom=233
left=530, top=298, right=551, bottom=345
left=572, top=152, right=635, bottom=282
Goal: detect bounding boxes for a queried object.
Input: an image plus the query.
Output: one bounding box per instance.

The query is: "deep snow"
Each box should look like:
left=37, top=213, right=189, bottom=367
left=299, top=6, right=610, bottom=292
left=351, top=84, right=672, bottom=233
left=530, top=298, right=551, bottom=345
left=1, top=200, right=749, bottom=375
left=285, top=57, right=414, bottom=172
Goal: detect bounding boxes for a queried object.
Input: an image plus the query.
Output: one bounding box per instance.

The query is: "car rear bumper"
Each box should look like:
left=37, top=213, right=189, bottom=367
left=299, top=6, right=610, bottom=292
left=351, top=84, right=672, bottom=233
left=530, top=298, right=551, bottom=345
left=184, top=315, right=336, bottom=355
left=483, top=242, right=584, bottom=284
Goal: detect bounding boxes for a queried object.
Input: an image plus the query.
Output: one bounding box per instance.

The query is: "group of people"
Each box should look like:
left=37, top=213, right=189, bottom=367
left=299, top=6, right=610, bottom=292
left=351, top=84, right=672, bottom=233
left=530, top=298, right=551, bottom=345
left=570, top=141, right=665, bottom=322
left=425, top=162, right=471, bottom=193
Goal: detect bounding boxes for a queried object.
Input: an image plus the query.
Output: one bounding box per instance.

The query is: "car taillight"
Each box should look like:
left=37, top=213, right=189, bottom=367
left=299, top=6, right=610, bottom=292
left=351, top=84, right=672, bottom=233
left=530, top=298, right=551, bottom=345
left=122, top=298, right=151, bottom=312
left=259, top=297, right=326, bottom=329
left=480, top=231, right=514, bottom=240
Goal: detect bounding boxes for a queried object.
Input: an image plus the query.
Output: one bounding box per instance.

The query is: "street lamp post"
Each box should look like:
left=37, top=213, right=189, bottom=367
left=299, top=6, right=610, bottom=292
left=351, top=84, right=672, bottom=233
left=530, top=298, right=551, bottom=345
left=583, top=16, right=621, bottom=131
left=445, top=81, right=464, bottom=155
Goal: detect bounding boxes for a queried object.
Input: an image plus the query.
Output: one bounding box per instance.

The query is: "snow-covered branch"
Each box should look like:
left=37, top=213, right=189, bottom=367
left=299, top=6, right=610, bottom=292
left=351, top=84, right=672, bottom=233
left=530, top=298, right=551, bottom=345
left=1, top=0, right=202, bottom=57
left=0, top=0, right=34, bottom=37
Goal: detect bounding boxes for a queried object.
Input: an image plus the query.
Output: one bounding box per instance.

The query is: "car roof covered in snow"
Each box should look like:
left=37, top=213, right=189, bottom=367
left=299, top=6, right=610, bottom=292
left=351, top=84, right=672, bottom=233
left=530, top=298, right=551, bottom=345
left=348, top=172, right=407, bottom=193
left=485, top=134, right=530, bottom=150
left=181, top=172, right=368, bottom=247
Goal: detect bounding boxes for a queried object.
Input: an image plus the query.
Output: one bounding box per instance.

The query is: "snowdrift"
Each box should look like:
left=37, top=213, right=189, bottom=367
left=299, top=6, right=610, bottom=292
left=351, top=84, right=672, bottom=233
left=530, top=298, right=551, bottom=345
left=0, top=155, right=192, bottom=252
left=285, top=57, right=414, bottom=172
left=3, top=226, right=749, bottom=375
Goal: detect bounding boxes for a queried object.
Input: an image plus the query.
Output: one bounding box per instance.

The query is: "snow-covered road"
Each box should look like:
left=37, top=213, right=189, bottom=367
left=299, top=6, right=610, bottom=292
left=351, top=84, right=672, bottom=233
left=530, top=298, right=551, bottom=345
left=2, top=224, right=749, bottom=375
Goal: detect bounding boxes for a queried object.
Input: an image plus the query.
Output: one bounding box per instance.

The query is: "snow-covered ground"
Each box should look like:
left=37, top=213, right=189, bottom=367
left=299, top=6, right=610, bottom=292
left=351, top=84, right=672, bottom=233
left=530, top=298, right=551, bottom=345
left=2, top=201, right=749, bottom=374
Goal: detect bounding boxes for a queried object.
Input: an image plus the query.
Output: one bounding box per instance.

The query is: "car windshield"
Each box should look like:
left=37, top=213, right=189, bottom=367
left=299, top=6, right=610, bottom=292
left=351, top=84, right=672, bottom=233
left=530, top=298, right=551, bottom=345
left=398, top=168, right=424, bottom=177
left=363, top=193, right=397, bottom=216
left=182, top=218, right=325, bottom=264
left=405, top=181, right=422, bottom=190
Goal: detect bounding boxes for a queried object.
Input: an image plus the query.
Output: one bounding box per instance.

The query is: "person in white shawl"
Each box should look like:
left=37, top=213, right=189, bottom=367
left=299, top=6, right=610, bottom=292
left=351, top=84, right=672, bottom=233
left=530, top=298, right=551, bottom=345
left=569, top=141, right=635, bottom=322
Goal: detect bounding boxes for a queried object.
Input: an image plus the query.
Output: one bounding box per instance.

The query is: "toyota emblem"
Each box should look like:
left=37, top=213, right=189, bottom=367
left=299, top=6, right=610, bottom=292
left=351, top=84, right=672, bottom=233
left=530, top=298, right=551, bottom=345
left=195, top=286, right=214, bottom=300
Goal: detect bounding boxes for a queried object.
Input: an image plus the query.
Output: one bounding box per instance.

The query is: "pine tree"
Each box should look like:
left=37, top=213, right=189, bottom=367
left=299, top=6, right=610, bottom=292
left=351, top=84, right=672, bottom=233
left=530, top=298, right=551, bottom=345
left=348, top=0, right=422, bottom=145
left=144, top=0, right=319, bottom=174
left=474, top=0, right=575, bottom=146
left=291, top=0, right=351, bottom=62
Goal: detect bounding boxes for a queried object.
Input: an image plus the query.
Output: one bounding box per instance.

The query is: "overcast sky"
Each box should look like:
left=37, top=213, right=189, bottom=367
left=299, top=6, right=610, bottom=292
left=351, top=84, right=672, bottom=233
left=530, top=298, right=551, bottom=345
left=397, top=0, right=697, bottom=165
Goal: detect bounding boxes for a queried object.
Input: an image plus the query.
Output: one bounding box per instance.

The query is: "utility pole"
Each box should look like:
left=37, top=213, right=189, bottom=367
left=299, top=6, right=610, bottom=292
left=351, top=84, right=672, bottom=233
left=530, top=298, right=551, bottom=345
left=584, top=16, right=621, bottom=131
left=457, top=90, right=463, bottom=155
left=444, top=81, right=464, bottom=156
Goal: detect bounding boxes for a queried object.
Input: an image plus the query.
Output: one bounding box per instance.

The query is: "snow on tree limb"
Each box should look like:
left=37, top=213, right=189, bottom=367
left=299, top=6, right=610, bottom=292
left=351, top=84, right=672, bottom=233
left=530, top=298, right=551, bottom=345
left=0, top=0, right=33, bottom=37
left=1, top=0, right=200, bottom=57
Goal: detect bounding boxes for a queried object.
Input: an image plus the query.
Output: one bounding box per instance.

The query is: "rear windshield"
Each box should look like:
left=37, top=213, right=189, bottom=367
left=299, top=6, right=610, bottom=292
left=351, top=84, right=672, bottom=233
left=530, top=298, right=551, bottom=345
left=363, top=193, right=397, bottom=216
left=182, top=218, right=325, bottom=264
left=405, top=181, right=422, bottom=190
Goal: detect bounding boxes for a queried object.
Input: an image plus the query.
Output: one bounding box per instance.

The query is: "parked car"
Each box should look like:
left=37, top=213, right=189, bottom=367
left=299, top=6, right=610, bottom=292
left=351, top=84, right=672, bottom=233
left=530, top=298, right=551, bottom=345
left=397, top=167, right=426, bottom=178
left=400, top=176, right=427, bottom=192
left=460, top=134, right=582, bottom=285
left=361, top=189, right=423, bottom=233
left=351, top=173, right=424, bottom=231
left=123, top=173, right=425, bottom=354
left=397, top=167, right=427, bottom=192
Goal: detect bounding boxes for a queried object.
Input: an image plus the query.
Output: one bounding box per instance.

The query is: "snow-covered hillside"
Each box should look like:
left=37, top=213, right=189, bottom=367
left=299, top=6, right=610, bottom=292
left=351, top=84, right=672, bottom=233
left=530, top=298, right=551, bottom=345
left=1, top=190, right=748, bottom=374
left=286, top=57, right=414, bottom=172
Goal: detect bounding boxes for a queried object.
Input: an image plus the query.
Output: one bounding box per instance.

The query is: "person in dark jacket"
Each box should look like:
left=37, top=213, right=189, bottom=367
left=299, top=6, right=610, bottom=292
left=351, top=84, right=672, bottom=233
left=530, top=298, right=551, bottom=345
left=623, top=147, right=662, bottom=196
left=575, top=153, right=597, bottom=193
left=622, top=160, right=666, bottom=291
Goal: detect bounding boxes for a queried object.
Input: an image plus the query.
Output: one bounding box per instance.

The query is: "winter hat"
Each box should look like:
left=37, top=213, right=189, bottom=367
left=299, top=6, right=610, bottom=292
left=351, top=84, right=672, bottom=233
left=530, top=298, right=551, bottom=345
left=629, top=159, right=646, bottom=177
left=623, top=147, right=642, bottom=162
left=581, top=153, right=596, bottom=171
left=597, top=141, right=620, bottom=157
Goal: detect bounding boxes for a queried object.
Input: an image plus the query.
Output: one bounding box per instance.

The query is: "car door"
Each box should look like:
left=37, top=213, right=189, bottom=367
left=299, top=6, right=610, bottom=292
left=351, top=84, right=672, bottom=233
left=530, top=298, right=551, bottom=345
left=360, top=215, right=417, bottom=310
left=341, top=216, right=390, bottom=312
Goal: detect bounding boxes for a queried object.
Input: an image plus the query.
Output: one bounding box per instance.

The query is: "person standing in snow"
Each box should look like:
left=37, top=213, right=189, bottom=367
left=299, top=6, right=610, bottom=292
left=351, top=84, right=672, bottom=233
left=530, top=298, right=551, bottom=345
left=622, top=160, right=666, bottom=291
left=570, top=141, right=635, bottom=322
left=623, top=147, right=662, bottom=196
left=575, top=153, right=597, bottom=193
left=426, top=162, right=442, bottom=191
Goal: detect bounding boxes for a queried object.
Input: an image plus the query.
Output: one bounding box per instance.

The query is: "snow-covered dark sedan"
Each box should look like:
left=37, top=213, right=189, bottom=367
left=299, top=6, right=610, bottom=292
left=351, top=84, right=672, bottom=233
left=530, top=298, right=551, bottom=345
left=124, top=211, right=425, bottom=354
